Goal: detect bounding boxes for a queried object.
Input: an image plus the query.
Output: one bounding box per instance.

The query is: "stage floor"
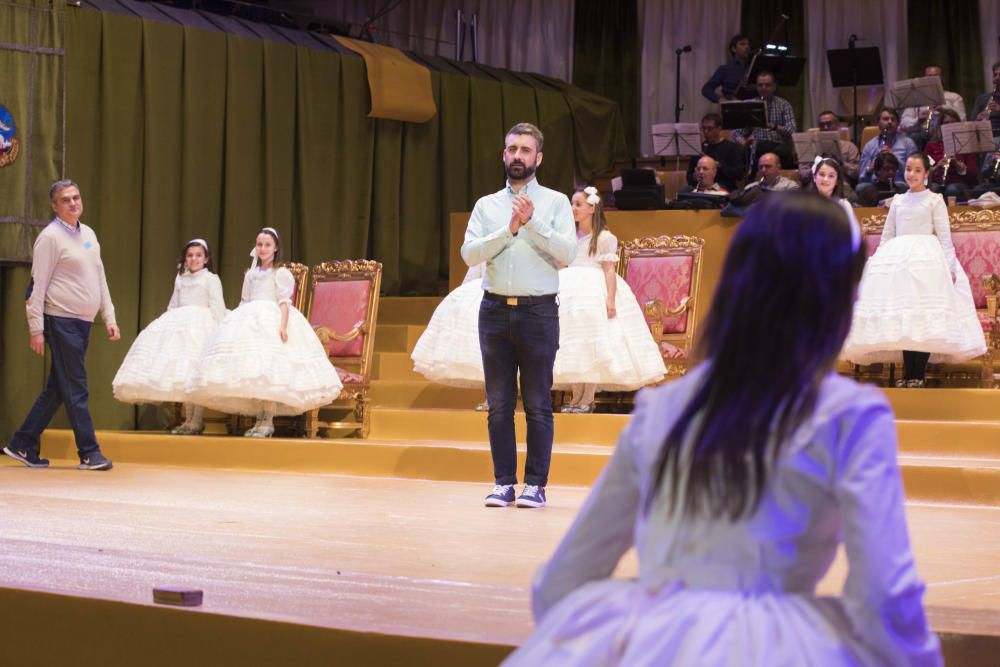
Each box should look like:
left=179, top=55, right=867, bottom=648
left=1, top=461, right=999, bottom=652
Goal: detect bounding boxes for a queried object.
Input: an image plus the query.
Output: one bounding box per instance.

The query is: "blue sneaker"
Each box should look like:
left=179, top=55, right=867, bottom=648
left=484, top=484, right=515, bottom=507
left=78, top=451, right=113, bottom=471
left=516, top=485, right=546, bottom=508
left=3, top=445, right=49, bottom=468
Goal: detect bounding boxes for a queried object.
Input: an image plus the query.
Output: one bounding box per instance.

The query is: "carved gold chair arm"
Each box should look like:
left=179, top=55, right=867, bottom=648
left=314, top=320, right=366, bottom=344
left=663, top=296, right=691, bottom=316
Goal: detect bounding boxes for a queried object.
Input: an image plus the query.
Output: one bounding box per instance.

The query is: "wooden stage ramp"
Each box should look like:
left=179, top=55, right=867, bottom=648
left=1, top=296, right=999, bottom=666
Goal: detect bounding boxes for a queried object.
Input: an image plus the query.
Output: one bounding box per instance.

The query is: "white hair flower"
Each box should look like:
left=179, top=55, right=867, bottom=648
left=583, top=186, right=600, bottom=206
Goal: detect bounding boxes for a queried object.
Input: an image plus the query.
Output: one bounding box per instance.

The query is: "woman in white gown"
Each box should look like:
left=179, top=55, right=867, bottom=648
left=186, top=227, right=342, bottom=437
left=112, top=238, right=226, bottom=434
left=553, top=187, right=665, bottom=412
left=503, top=194, right=941, bottom=667
left=411, top=263, right=486, bottom=389
left=842, top=152, right=986, bottom=386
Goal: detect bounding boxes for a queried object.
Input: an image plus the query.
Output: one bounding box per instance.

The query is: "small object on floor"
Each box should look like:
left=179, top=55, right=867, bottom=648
left=3, top=445, right=50, bottom=468
left=559, top=404, right=578, bottom=413
left=516, top=485, right=546, bottom=508
left=152, top=586, right=203, bottom=607
left=78, top=451, right=113, bottom=471
left=484, top=484, right=515, bottom=507
left=475, top=401, right=489, bottom=412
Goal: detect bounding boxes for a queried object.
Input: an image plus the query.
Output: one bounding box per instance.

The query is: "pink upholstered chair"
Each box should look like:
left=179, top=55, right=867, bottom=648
left=285, top=262, right=310, bottom=312
left=856, top=211, right=1000, bottom=388
left=619, top=235, right=705, bottom=377
left=304, top=259, right=382, bottom=437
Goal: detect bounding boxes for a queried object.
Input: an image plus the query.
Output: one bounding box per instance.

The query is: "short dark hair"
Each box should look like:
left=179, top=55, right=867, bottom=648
left=878, top=106, right=900, bottom=123
left=701, top=112, right=723, bottom=127
left=873, top=151, right=900, bottom=172
left=756, top=70, right=775, bottom=83
left=817, top=110, right=839, bottom=121
left=993, top=61, right=1000, bottom=73
left=506, top=122, right=544, bottom=152
left=729, top=33, right=749, bottom=55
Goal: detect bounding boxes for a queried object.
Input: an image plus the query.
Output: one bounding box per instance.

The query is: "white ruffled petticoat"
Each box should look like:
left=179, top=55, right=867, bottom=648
left=186, top=301, right=343, bottom=416
left=113, top=305, right=220, bottom=404
left=411, top=280, right=485, bottom=387
left=842, top=234, right=986, bottom=364
left=552, top=266, right=666, bottom=390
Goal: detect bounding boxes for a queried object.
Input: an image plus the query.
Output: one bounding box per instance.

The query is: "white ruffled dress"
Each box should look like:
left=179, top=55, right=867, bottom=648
left=503, top=367, right=942, bottom=667
left=842, top=189, right=986, bottom=364
left=552, top=231, right=665, bottom=390
left=112, top=268, right=227, bottom=404
left=410, top=263, right=486, bottom=387
left=185, top=266, right=342, bottom=416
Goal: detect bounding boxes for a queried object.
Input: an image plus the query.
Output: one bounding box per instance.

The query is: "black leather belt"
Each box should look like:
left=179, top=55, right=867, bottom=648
left=483, top=291, right=557, bottom=306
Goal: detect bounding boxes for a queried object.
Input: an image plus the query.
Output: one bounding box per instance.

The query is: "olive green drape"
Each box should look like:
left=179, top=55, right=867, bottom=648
left=740, top=0, right=806, bottom=129
left=0, top=0, right=64, bottom=264
left=0, top=6, right=625, bottom=434
left=906, top=0, right=984, bottom=119
left=572, top=0, right=639, bottom=159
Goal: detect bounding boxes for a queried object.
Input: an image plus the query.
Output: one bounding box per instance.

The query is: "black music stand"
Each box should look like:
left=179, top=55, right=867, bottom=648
left=720, top=100, right=767, bottom=131
left=827, top=45, right=883, bottom=147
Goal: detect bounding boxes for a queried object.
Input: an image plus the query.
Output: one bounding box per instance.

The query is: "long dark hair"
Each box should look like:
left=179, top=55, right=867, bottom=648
left=807, top=157, right=846, bottom=200
left=176, top=239, right=214, bottom=275
left=648, top=193, right=867, bottom=520
left=575, top=189, right=609, bottom=257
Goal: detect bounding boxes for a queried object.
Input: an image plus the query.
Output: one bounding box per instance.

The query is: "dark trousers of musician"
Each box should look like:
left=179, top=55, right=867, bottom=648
left=478, top=296, right=559, bottom=487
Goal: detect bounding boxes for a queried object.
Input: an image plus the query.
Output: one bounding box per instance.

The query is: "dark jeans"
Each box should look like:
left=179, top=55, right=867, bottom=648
left=478, top=297, right=559, bottom=487
left=10, top=315, right=100, bottom=457
left=902, top=350, right=930, bottom=381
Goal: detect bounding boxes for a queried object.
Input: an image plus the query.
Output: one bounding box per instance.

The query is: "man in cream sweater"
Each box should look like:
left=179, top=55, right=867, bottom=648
left=3, top=180, right=120, bottom=470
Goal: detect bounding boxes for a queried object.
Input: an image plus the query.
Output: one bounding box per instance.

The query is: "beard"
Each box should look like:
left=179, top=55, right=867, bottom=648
left=505, top=160, right=536, bottom=181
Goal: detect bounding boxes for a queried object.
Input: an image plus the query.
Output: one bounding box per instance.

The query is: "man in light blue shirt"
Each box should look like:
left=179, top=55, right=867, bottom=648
left=462, top=122, right=576, bottom=509
left=858, top=107, right=917, bottom=190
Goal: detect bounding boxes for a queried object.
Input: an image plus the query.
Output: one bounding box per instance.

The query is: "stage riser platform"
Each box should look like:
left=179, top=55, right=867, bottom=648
left=22, top=430, right=1000, bottom=506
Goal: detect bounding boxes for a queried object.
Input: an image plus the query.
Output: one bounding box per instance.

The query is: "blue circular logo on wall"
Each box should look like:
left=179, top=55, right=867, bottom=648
left=0, top=105, right=19, bottom=167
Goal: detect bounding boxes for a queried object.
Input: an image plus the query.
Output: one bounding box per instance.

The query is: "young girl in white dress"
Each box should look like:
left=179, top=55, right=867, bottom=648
left=186, top=227, right=342, bottom=437
left=553, top=187, right=665, bottom=412
left=503, top=194, right=941, bottom=667
left=842, top=152, right=986, bottom=386
left=411, top=262, right=487, bottom=389
left=112, top=239, right=226, bottom=435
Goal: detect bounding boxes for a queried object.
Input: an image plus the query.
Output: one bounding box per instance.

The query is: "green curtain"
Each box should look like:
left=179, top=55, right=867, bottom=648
left=907, top=0, right=984, bottom=119
left=572, top=0, right=639, bottom=159
left=740, top=0, right=806, bottom=130
left=0, top=0, right=64, bottom=264
left=0, top=6, right=625, bottom=434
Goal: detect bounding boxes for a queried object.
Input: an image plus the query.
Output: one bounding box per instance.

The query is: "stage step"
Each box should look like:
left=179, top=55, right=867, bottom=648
left=885, top=388, right=1000, bottom=422
left=371, top=381, right=484, bottom=409
left=373, top=351, right=425, bottom=382
left=374, top=324, right=426, bottom=354
left=377, top=297, right=442, bottom=325
left=17, top=429, right=1000, bottom=506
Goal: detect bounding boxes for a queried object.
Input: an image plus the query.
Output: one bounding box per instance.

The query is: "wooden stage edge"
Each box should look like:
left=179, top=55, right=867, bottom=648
left=0, top=586, right=995, bottom=667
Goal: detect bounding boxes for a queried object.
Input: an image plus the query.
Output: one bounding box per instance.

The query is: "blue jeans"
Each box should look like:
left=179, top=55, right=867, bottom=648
left=478, top=297, right=559, bottom=487
left=10, top=315, right=100, bottom=458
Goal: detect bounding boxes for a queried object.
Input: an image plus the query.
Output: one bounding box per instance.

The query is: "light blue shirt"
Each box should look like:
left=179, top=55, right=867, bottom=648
left=461, top=178, right=577, bottom=296
left=859, top=134, right=918, bottom=184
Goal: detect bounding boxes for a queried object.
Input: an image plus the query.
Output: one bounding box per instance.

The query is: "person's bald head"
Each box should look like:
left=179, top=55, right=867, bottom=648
left=695, top=156, right=718, bottom=185
left=757, top=152, right=781, bottom=184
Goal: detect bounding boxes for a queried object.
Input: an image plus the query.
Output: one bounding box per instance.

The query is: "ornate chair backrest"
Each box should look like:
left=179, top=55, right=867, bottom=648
left=619, top=235, right=705, bottom=370
left=307, top=259, right=383, bottom=381
left=284, top=262, right=310, bottom=312
left=860, top=209, right=1000, bottom=310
